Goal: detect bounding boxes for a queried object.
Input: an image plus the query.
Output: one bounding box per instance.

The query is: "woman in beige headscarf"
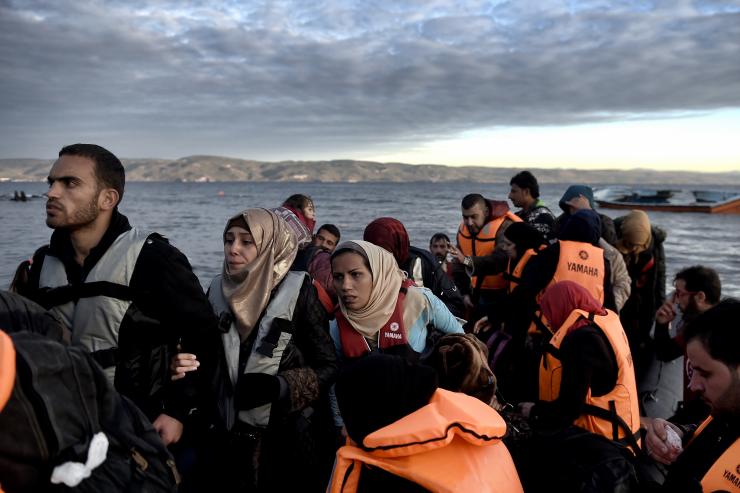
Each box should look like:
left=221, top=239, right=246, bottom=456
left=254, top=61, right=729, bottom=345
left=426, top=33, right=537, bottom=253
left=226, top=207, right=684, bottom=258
left=173, top=208, right=337, bottom=492
left=615, top=209, right=667, bottom=384
left=329, top=240, right=463, bottom=360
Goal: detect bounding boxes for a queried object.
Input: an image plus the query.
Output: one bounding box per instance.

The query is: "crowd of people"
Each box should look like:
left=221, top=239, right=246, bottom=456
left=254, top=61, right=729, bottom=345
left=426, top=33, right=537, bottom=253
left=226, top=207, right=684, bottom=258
left=0, top=144, right=738, bottom=493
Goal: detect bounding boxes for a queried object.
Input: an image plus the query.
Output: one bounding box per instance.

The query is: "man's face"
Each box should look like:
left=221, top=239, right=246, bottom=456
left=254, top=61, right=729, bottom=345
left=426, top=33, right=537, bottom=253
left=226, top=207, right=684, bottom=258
left=565, top=194, right=591, bottom=214
left=687, top=339, right=740, bottom=417
left=313, top=229, right=339, bottom=253
left=429, top=239, right=449, bottom=261
left=508, top=184, right=530, bottom=208
left=462, top=203, right=488, bottom=235
left=45, top=155, right=102, bottom=230
left=673, top=279, right=702, bottom=320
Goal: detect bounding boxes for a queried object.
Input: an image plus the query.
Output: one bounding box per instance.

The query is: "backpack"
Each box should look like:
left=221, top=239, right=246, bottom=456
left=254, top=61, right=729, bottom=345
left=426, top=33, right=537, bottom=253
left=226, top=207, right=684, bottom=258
left=0, top=330, right=179, bottom=493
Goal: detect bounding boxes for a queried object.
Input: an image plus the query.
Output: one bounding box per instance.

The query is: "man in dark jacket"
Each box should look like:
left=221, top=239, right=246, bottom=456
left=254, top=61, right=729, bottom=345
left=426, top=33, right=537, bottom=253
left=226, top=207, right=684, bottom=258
left=508, top=171, right=556, bottom=242
left=644, top=299, right=740, bottom=493
left=23, top=143, right=219, bottom=447
left=556, top=184, right=618, bottom=246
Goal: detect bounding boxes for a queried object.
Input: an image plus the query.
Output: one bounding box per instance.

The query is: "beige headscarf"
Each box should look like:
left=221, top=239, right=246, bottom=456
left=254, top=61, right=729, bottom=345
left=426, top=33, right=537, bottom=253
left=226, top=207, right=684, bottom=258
left=335, top=240, right=426, bottom=339
left=617, top=210, right=653, bottom=261
left=221, top=208, right=298, bottom=341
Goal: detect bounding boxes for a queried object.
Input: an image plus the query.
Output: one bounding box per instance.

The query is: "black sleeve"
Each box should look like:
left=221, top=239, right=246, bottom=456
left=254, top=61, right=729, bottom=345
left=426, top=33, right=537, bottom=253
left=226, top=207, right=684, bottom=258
left=471, top=250, right=510, bottom=277
left=653, top=322, right=684, bottom=362
left=602, top=254, right=616, bottom=311
left=129, top=236, right=220, bottom=421
left=280, top=277, right=338, bottom=412
left=531, top=325, right=617, bottom=429
left=505, top=246, right=558, bottom=344
left=449, top=260, right=471, bottom=297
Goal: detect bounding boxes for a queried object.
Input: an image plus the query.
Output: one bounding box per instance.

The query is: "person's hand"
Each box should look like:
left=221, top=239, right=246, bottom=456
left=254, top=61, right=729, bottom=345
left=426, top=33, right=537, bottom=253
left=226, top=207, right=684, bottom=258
left=655, top=300, right=677, bottom=325
left=446, top=244, right=466, bottom=264
left=644, top=417, right=683, bottom=465
left=152, top=414, right=183, bottom=446
left=463, top=294, right=475, bottom=310
left=472, top=316, right=491, bottom=335
left=170, top=352, right=200, bottom=381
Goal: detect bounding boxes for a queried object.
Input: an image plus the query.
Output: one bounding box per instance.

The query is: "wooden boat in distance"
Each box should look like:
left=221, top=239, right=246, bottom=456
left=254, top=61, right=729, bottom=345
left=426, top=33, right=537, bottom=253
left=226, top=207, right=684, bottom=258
left=594, top=188, right=740, bottom=214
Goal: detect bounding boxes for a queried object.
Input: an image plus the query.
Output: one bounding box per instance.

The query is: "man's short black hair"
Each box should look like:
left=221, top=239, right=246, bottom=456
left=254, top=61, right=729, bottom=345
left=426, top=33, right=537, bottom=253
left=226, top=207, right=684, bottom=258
left=675, top=265, right=722, bottom=305
left=317, top=223, right=340, bottom=240
left=684, top=298, right=739, bottom=368
left=430, top=232, right=450, bottom=246
left=509, top=171, right=540, bottom=198
left=461, top=193, right=487, bottom=210
left=59, top=143, right=125, bottom=206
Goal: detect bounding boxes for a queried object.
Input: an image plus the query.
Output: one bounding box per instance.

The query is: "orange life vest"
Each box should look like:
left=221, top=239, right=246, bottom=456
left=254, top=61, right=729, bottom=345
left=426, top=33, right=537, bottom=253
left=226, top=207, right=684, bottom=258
left=0, top=330, right=15, bottom=412
left=457, top=212, right=522, bottom=291
left=506, top=245, right=545, bottom=294
left=328, top=388, right=524, bottom=493
left=539, top=309, right=641, bottom=452
left=688, top=416, right=740, bottom=492
left=528, top=241, right=606, bottom=334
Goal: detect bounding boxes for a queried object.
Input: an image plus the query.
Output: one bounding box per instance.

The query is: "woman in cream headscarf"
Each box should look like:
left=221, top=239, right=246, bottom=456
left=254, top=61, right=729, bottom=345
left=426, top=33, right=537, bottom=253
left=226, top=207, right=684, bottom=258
left=615, top=209, right=667, bottom=383
left=329, top=240, right=463, bottom=360
left=174, top=208, right=337, bottom=492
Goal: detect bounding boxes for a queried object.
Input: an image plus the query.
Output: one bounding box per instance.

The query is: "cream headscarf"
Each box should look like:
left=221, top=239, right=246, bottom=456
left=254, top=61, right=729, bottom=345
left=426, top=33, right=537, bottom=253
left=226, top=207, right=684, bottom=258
left=334, top=240, right=426, bottom=339
left=221, top=208, right=298, bottom=341
left=617, top=210, right=653, bottom=261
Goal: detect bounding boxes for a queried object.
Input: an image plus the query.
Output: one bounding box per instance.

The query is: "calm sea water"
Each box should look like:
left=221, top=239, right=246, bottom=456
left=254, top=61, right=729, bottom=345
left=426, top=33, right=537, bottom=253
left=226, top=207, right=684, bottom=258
left=2, top=181, right=739, bottom=297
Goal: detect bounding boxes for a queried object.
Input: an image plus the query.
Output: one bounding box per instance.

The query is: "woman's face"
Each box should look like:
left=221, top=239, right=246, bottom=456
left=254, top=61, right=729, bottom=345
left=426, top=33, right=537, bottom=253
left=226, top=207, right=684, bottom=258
left=303, top=201, right=315, bottom=221
left=332, top=251, right=372, bottom=310
left=224, top=226, right=258, bottom=271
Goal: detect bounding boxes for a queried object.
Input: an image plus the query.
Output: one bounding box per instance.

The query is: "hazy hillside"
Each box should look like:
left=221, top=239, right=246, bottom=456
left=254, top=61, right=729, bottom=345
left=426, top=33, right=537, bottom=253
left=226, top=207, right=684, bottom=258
left=1, top=156, right=738, bottom=185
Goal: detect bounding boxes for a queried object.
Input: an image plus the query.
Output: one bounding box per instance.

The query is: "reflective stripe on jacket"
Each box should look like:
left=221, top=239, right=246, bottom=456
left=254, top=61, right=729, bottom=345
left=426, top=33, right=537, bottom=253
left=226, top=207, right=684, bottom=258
left=328, top=388, right=524, bottom=493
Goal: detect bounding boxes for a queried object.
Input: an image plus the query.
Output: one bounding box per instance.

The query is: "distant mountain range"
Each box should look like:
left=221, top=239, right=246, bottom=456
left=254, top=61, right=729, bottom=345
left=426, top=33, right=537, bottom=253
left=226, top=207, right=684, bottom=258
left=1, top=156, right=738, bottom=185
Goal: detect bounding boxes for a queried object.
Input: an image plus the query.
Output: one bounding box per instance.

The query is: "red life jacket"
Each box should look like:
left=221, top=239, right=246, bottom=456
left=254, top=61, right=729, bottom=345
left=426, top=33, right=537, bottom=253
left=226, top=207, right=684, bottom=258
left=335, top=280, right=413, bottom=359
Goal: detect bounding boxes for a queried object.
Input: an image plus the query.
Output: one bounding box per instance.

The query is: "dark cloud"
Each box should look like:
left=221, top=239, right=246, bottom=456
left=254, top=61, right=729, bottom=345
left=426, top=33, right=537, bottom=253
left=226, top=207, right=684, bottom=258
left=0, top=0, right=739, bottom=158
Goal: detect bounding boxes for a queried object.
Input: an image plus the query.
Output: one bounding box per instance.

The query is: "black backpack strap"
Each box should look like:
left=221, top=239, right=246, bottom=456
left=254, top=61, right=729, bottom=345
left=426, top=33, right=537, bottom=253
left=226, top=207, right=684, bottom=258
left=581, top=402, right=644, bottom=457
left=38, top=282, right=134, bottom=308
left=90, top=347, right=119, bottom=369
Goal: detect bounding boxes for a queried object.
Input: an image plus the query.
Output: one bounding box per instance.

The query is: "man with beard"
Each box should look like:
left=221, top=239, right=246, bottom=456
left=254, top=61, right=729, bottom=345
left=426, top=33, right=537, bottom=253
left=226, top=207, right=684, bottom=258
left=23, top=144, right=218, bottom=448
left=653, top=266, right=721, bottom=408
left=643, top=299, right=740, bottom=493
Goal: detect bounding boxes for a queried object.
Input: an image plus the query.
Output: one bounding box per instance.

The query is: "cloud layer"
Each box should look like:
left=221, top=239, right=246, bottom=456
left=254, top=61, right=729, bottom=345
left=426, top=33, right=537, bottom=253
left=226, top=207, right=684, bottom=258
left=1, top=0, right=739, bottom=158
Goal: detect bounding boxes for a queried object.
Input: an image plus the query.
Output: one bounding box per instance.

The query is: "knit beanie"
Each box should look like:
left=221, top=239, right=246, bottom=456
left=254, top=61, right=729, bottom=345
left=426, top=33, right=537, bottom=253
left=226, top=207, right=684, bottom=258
left=559, top=185, right=595, bottom=212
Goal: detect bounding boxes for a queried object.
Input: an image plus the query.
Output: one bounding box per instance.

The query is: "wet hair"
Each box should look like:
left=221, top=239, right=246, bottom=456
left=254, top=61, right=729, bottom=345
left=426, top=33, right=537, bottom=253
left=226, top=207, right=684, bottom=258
left=675, top=265, right=721, bottom=305
left=430, top=232, right=450, bottom=246
left=317, top=223, right=340, bottom=240
left=684, top=298, right=740, bottom=368
left=509, top=171, right=540, bottom=198
left=59, top=144, right=125, bottom=206
left=461, top=193, right=487, bottom=211
left=283, top=194, right=313, bottom=211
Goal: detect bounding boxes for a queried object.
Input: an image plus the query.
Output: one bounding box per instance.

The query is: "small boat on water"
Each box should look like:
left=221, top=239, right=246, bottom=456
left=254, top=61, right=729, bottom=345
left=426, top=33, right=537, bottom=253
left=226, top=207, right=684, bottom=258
left=594, top=187, right=740, bottom=214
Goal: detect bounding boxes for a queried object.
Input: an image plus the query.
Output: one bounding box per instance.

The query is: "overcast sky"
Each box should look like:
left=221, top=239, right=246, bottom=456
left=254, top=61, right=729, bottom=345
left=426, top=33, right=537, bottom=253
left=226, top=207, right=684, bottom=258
left=1, top=0, right=739, bottom=170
